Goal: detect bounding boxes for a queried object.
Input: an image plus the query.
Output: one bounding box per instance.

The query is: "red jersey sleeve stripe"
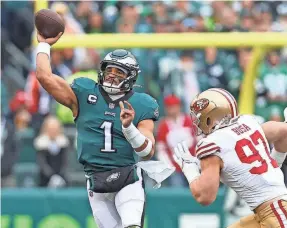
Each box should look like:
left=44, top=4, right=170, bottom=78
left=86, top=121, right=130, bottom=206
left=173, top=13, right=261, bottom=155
left=197, top=146, right=220, bottom=158
left=196, top=143, right=216, bottom=154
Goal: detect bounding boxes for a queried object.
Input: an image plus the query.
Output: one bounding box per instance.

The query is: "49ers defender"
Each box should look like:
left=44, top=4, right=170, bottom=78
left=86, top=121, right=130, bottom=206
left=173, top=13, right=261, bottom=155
left=173, top=88, right=287, bottom=228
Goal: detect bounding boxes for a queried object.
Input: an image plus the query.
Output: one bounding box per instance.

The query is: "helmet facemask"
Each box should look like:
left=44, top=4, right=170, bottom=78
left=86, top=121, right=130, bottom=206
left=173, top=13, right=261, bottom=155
left=101, top=65, right=131, bottom=94
left=190, top=111, right=203, bottom=136
left=99, top=49, right=140, bottom=95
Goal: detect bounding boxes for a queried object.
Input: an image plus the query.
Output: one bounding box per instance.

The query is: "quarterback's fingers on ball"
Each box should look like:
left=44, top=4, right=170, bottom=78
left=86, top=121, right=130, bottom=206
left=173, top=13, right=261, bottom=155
left=124, top=101, right=134, bottom=110
left=37, top=33, right=45, bottom=42
left=119, top=101, right=125, bottom=110
left=56, top=32, right=63, bottom=38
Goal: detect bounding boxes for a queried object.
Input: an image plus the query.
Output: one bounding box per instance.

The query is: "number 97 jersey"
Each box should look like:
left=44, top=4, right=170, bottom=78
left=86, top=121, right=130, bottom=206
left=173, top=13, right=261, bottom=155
left=196, top=115, right=287, bottom=210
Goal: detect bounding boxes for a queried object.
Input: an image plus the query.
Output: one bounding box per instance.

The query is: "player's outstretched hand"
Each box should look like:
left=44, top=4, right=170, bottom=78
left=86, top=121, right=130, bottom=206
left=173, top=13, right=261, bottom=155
left=37, top=31, right=63, bottom=46
left=119, top=101, right=135, bottom=128
left=173, top=141, right=199, bottom=169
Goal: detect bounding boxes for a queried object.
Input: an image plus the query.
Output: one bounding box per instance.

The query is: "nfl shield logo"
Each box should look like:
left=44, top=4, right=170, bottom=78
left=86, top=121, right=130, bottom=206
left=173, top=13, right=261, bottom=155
left=109, top=103, right=115, bottom=109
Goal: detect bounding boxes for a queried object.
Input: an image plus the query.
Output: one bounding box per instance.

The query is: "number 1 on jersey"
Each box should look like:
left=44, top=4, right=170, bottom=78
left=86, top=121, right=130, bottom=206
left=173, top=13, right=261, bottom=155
left=100, top=121, right=116, bottom=152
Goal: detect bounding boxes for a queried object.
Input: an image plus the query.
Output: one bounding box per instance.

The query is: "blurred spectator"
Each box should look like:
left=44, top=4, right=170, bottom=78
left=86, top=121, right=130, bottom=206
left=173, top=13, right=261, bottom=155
left=175, top=1, right=191, bottom=16
left=25, top=72, right=52, bottom=133
left=238, top=0, right=255, bottom=13
left=217, top=6, right=240, bottom=32
left=181, top=18, right=197, bottom=32
left=120, top=2, right=139, bottom=25
left=87, top=12, right=103, bottom=33
left=10, top=91, right=34, bottom=147
left=34, top=116, right=69, bottom=187
left=25, top=72, right=49, bottom=115
left=9, top=90, right=27, bottom=113
left=240, top=10, right=254, bottom=31
left=257, top=50, right=287, bottom=121
left=51, top=2, right=84, bottom=34
left=272, top=3, right=287, bottom=31
left=193, top=11, right=208, bottom=32
left=74, top=1, right=95, bottom=31
left=1, top=1, right=34, bottom=52
left=51, top=50, right=72, bottom=78
left=50, top=2, right=91, bottom=72
left=227, top=48, right=251, bottom=99
left=253, top=3, right=273, bottom=32
left=1, top=91, right=33, bottom=187
left=179, top=51, right=201, bottom=112
left=1, top=113, right=18, bottom=187
left=156, top=95, right=196, bottom=187
left=152, top=2, right=169, bottom=25
left=201, top=47, right=229, bottom=90
left=117, top=21, right=135, bottom=33
left=14, top=107, right=31, bottom=133
left=156, top=49, right=200, bottom=112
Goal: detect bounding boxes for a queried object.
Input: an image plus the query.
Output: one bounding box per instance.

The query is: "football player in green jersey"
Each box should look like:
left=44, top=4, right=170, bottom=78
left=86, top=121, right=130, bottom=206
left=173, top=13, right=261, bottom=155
left=36, top=33, right=159, bottom=228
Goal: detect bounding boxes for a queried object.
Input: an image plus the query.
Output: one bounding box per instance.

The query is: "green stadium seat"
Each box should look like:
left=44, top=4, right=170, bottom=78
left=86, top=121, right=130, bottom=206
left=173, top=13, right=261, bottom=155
left=17, top=128, right=37, bottom=163
left=14, top=162, right=39, bottom=187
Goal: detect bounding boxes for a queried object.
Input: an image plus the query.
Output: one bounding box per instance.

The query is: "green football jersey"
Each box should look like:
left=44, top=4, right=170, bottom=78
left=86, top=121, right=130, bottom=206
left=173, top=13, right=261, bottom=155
left=71, top=77, right=159, bottom=172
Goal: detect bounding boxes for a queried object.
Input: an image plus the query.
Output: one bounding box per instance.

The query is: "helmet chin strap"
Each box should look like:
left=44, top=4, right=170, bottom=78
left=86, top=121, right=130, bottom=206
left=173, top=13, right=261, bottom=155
left=102, top=82, right=123, bottom=95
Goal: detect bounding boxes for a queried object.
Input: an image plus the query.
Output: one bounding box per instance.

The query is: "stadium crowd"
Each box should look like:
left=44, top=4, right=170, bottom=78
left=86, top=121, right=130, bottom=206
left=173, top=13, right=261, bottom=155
left=1, top=1, right=287, bottom=188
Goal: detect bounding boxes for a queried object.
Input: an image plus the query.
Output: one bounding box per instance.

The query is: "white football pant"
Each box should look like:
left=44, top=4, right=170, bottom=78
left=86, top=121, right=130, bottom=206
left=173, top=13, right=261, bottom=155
left=87, top=167, right=145, bottom=228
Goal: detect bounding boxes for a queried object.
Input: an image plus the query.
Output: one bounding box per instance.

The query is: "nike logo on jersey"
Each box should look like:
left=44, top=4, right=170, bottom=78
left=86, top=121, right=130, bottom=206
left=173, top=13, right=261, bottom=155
left=109, top=103, right=115, bottom=109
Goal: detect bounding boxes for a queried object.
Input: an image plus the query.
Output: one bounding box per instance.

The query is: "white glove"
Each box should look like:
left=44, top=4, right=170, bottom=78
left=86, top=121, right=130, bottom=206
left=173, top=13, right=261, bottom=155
left=48, top=174, right=66, bottom=188
left=173, top=141, right=200, bottom=184
left=284, top=107, right=287, bottom=122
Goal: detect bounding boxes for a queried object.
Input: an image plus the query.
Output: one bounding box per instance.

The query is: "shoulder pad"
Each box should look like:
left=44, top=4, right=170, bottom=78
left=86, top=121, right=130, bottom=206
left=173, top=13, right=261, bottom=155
left=196, top=137, right=221, bottom=159
left=135, top=93, right=159, bottom=121
left=71, top=77, right=97, bottom=91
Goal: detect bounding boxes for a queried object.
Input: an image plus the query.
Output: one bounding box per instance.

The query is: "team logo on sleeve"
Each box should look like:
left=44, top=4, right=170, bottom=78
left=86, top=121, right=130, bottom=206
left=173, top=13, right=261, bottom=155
left=87, top=94, right=98, bottom=104
left=192, top=98, right=209, bottom=112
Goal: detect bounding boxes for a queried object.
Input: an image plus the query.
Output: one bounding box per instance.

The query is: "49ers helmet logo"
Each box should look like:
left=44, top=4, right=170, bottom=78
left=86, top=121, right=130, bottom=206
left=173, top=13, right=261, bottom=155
left=192, top=98, right=209, bottom=112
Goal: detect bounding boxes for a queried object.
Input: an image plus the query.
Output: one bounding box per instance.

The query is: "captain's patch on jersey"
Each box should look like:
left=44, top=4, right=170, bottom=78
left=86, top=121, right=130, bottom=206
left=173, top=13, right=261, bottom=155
left=192, top=98, right=209, bottom=112
left=87, top=94, right=98, bottom=104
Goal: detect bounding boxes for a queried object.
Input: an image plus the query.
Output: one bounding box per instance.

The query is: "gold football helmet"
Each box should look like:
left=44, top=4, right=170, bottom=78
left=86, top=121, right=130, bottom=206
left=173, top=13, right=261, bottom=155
left=190, top=88, right=238, bottom=135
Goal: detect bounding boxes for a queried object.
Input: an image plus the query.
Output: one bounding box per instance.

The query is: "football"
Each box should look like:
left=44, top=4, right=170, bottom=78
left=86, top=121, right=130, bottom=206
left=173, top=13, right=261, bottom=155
left=34, top=9, right=65, bottom=39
